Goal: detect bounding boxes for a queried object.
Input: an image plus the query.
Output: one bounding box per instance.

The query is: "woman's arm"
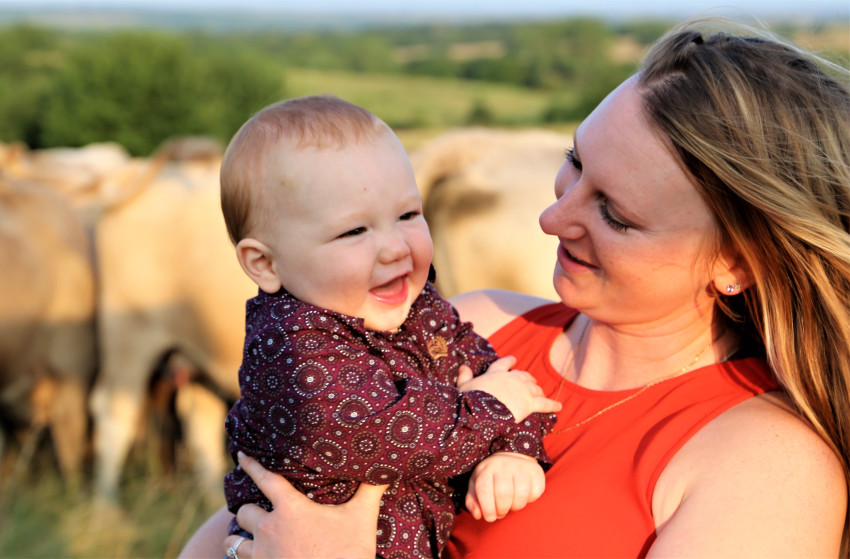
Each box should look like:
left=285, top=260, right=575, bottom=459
left=178, top=506, right=233, bottom=558
left=649, top=393, right=846, bottom=557
left=450, top=289, right=554, bottom=339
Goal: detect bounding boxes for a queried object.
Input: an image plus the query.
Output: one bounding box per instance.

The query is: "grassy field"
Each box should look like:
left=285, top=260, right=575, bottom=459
left=284, top=66, right=572, bottom=131
left=282, top=67, right=579, bottom=153
left=1, top=453, right=220, bottom=558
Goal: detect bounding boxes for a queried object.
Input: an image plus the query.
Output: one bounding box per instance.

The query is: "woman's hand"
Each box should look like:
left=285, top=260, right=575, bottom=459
left=223, top=452, right=387, bottom=559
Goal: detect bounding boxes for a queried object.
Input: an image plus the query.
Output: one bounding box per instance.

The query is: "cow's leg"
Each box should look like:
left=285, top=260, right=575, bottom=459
left=45, top=317, right=96, bottom=485
left=89, top=318, right=164, bottom=502
left=90, top=380, right=146, bottom=501
left=174, top=381, right=228, bottom=506
left=48, top=378, right=88, bottom=485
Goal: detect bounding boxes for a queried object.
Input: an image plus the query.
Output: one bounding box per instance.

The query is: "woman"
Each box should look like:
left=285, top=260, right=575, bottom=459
left=182, top=19, right=850, bottom=558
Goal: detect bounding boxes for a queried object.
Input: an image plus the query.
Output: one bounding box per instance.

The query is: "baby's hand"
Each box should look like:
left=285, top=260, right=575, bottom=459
left=457, top=357, right=561, bottom=422
left=465, top=452, right=546, bottom=522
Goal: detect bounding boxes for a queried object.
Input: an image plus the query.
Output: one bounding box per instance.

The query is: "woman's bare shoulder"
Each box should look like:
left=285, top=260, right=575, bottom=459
left=687, top=391, right=842, bottom=478
left=651, top=392, right=846, bottom=557
left=450, top=289, right=557, bottom=338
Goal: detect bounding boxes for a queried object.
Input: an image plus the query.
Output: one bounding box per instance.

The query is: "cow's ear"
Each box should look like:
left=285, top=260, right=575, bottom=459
left=235, top=237, right=282, bottom=294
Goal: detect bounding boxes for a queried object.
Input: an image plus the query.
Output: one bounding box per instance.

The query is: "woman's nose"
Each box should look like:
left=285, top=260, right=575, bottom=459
left=540, top=177, right=585, bottom=239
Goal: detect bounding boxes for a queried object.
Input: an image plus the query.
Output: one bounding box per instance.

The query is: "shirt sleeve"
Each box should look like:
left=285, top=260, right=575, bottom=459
left=448, top=301, right=555, bottom=467
left=224, top=327, right=521, bottom=513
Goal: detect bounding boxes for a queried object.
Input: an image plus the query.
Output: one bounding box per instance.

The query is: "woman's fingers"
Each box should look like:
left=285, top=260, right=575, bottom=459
left=234, top=503, right=268, bottom=537
left=238, top=452, right=302, bottom=507
left=343, top=480, right=390, bottom=514
left=223, top=535, right=254, bottom=559
left=233, top=452, right=387, bottom=558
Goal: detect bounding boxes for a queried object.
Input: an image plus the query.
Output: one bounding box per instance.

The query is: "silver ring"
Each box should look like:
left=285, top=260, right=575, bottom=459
left=226, top=536, right=246, bottom=559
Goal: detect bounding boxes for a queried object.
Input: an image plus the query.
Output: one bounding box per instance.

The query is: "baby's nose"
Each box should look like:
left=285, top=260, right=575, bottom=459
left=379, top=231, right=411, bottom=263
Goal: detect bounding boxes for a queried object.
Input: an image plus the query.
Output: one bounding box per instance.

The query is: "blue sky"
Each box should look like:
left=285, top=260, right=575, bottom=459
left=6, top=0, right=849, bottom=20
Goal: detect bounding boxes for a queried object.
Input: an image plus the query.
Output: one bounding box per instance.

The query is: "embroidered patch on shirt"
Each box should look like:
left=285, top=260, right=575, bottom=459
left=426, top=336, right=448, bottom=360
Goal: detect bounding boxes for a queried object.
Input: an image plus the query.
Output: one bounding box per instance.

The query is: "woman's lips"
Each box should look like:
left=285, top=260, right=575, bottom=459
left=370, top=275, right=409, bottom=305
left=558, top=244, right=597, bottom=271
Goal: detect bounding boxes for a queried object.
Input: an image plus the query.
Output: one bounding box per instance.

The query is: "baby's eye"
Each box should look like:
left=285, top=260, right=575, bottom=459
left=399, top=211, right=420, bottom=221
left=338, top=227, right=366, bottom=238
left=566, top=147, right=582, bottom=171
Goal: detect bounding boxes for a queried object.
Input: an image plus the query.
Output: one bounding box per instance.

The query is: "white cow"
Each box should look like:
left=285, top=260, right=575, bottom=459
left=0, top=176, right=96, bottom=483
left=411, top=127, right=572, bottom=300
left=89, top=148, right=255, bottom=504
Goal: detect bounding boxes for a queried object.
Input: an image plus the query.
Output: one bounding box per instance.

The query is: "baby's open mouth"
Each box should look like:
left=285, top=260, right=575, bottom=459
left=370, top=276, right=408, bottom=304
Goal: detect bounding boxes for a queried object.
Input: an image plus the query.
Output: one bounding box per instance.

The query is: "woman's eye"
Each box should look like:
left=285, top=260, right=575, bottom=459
left=338, top=227, right=366, bottom=238
left=399, top=211, right=420, bottom=221
left=599, top=200, right=630, bottom=232
left=566, top=147, right=582, bottom=171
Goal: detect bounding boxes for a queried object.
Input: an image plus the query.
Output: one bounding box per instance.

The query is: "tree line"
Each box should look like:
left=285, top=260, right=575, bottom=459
left=0, top=18, right=841, bottom=155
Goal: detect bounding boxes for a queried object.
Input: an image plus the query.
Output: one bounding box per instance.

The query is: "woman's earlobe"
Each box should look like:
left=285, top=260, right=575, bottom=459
left=235, top=238, right=283, bottom=294
left=711, top=251, right=754, bottom=296
left=723, top=283, right=742, bottom=295
left=713, top=269, right=754, bottom=296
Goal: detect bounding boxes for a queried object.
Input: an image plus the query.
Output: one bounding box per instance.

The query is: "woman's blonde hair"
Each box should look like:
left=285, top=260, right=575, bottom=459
left=638, top=20, right=850, bottom=552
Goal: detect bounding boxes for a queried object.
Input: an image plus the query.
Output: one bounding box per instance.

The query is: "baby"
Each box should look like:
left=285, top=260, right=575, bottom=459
left=221, top=95, right=558, bottom=559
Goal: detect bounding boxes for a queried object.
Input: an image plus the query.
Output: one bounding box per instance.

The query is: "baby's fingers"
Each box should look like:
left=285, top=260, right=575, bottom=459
left=510, top=471, right=532, bottom=512
left=471, top=473, right=499, bottom=522
left=456, top=365, right=474, bottom=388
left=491, top=474, right=516, bottom=520
left=531, top=394, right=563, bottom=414
left=465, top=490, right=482, bottom=520
left=487, top=355, right=518, bottom=373
left=529, top=468, right=546, bottom=503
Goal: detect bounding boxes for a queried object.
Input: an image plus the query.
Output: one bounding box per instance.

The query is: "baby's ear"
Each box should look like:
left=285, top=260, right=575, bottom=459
left=235, top=238, right=282, bottom=294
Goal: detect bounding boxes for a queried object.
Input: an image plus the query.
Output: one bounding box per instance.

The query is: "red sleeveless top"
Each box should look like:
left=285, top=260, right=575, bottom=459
left=445, top=303, right=778, bottom=558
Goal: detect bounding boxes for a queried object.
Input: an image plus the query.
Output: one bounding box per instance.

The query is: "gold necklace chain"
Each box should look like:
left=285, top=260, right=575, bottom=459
left=550, top=319, right=714, bottom=435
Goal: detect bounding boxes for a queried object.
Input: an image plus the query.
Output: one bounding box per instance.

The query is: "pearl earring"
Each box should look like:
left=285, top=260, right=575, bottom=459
left=725, top=283, right=741, bottom=294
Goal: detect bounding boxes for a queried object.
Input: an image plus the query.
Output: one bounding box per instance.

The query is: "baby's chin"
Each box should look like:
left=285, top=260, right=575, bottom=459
left=362, top=304, right=413, bottom=332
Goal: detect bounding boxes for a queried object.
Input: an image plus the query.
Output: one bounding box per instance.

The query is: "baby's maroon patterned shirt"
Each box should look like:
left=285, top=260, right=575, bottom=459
left=224, top=283, right=553, bottom=559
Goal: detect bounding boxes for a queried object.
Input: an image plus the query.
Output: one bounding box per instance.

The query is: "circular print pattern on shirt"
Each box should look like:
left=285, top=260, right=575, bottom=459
left=298, top=401, right=328, bottom=434
left=417, top=308, right=445, bottom=333
left=351, top=431, right=383, bottom=460
left=376, top=513, right=395, bottom=548
left=312, top=437, right=346, bottom=469
left=385, top=410, right=423, bottom=448
left=421, top=393, right=447, bottom=420
left=337, top=363, right=369, bottom=391
left=405, top=448, right=436, bottom=476
left=365, top=462, right=401, bottom=484
left=294, top=330, right=332, bottom=356
left=268, top=402, right=296, bottom=437
left=290, top=360, right=331, bottom=397
left=258, top=325, right=290, bottom=362
left=393, top=492, right=423, bottom=522
left=479, top=395, right=513, bottom=421
left=335, top=395, right=372, bottom=428
left=268, top=299, right=297, bottom=321
left=258, top=366, right=285, bottom=396
left=510, top=430, right=541, bottom=455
